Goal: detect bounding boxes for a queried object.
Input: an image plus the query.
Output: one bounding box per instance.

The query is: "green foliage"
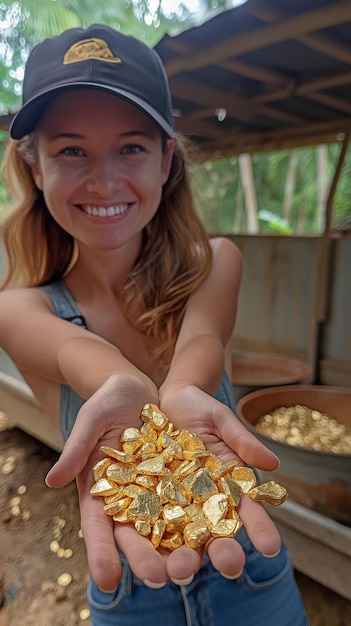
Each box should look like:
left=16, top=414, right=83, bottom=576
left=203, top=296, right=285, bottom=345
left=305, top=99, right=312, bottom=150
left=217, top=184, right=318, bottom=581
left=190, top=156, right=239, bottom=233
left=257, top=210, right=292, bottom=235
left=328, top=144, right=351, bottom=228
left=192, top=143, right=351, bottom=235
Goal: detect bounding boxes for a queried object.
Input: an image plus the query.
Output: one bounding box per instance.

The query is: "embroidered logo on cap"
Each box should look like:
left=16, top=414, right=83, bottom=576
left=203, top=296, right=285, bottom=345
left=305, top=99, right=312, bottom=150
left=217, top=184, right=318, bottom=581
left=63, top=38, right=122, bottom=64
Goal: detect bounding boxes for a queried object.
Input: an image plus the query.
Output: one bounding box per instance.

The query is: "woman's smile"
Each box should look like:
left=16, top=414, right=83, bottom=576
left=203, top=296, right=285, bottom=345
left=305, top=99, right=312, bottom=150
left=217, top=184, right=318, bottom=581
left=81, top=203, right=130, bottom=218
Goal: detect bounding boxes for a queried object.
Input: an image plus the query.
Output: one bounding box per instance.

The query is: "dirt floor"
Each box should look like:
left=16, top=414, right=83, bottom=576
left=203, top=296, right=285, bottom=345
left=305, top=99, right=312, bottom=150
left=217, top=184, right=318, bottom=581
left=1, top=419, right=351, bottom=626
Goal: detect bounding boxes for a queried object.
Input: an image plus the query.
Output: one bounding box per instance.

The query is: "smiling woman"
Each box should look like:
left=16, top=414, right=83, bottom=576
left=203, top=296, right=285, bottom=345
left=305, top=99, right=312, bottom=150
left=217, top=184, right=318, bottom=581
left=0, top=23, right=308, bottom=626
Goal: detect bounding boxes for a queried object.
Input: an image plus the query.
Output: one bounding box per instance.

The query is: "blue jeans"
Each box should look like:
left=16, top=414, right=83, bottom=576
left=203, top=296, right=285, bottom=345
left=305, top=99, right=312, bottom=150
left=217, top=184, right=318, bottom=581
left=88, top=529, right=309, bottom=626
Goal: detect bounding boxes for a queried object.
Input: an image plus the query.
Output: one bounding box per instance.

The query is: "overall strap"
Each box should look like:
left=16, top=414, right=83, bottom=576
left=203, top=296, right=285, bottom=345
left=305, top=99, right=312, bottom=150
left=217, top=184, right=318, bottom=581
left=39, top=280, right=87, bottom=328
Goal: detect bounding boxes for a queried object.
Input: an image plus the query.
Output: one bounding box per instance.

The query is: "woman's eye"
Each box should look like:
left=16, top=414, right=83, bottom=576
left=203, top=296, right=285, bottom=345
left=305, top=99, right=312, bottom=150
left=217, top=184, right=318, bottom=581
left=121, top=144, right=143, bottom=155
left=61, top=146, right=85, bottom=157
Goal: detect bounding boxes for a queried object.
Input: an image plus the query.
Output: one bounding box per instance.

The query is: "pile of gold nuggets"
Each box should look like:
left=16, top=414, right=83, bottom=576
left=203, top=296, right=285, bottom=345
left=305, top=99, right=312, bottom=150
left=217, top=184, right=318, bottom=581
left=91, top=403, right=287, bottom=551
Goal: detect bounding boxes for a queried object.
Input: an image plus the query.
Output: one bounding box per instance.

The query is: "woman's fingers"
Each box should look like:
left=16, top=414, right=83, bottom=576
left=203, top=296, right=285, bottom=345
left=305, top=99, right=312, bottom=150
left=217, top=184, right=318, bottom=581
left=238, top=496, right=282, bottom=556
left=45, top=437, right=92, bottom=488
left=206, top=537, right=245, bottom=578
left=114, top=524, right=168, bottom=587
left=165, top=545, right=202, bottom=583
left=77, top=476, right=123, bottom=592
left=216, top=406, right=280, bottom=472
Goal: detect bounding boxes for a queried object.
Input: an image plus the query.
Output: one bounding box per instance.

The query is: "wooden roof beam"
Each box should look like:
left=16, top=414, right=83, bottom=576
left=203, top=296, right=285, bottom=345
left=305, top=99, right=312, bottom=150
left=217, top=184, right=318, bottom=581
left=306, top=92, right=351, bottom=116
left=200, top=123, right=350, bottom=158
left=299, top=72, right=351, bottom=94
left=252, top=79, right=351, bottom=117
left=165, top=1, right=351, bottom=76
left=298, top=32, right=351, bottom=66
left=198, top=118, right=350, bottom=152
left=171, top=78, right=304, bottom=125
left=219, top=58, right=288, bottom=88
left=161, top=38, right=290, bottom=92
left=254, top=119, right=347, bottom=144
left=174, top=116, right=233, bottom=139
left=249, top=1, right=351, bottom=65
left=256, top=71, right=351, bottom=105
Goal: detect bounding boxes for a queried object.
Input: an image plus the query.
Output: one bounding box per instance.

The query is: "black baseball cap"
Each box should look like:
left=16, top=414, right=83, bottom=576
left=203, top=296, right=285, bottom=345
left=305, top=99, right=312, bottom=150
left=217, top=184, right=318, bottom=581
left=10, top=24, right=174, bottom=139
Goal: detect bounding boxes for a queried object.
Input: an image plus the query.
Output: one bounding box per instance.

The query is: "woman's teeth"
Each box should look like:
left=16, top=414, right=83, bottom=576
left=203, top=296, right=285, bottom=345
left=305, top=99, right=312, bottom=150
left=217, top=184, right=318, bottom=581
left=84, top=204, right=129, bottom=217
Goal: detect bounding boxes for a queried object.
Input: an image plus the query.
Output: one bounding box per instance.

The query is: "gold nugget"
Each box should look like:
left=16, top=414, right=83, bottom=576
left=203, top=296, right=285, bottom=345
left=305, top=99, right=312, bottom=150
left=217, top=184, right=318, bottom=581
left=104, top=496, right=132, bottom=516
left=120, top=427, right=143, bottom=442
left=176, top=429, right=206, bottom=452
left=161, top=532, right=183, bottom=550
left=100, top=446, right=136, bottom=464
left=135, top=520, right=152, bottom=536
left=90, top=478, right=120, bottom=497
left=220, top=477, right=242, bottom=507
left=182, top=469, right=218, bottom=502
left=151, top=519, right=166, bottom=548
left=202, top=493, right=228, bottom=526
left=231, top=467, right=257, bottom=493
left=157, top=476, right=189, bottom=506
left=93, top=458, right=113, bottom=481
left=248, top=481, right=288, bottom=506
left=163, top=504, right=190, bottom=533
left=127, top=491, right=161, bottom=523
left=141, top=403, right=169, bottom=430
left=136, top=454, right=166, bottom=476
left=106, top=463, right=137, bottom=485
left=211, top=517, right=242, bottom=538
left=183, top=518, right=210, bottom=548
left=91, top=404, right=288, bottom=552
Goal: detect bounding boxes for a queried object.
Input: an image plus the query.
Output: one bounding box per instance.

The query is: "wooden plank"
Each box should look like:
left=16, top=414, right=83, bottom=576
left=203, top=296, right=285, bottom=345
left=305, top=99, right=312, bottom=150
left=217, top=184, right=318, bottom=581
left=0, top=372, right=63, bottom=452
left=269, top=499, right=351, bottom=600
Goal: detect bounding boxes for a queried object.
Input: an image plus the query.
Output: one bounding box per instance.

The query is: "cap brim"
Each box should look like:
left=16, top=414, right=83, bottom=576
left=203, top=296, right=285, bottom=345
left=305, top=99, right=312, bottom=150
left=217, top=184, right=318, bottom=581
left=10, top=83, right=174, bottom=139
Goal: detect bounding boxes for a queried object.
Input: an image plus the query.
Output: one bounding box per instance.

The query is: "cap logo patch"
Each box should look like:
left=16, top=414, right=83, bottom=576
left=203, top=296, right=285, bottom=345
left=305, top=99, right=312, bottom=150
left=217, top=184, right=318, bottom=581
left=63, top=38, right=121, bottom=64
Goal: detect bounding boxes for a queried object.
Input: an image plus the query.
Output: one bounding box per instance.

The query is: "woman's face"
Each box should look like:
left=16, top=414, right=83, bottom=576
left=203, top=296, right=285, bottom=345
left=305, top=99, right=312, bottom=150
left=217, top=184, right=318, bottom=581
left=31, top=89, right=174, bottom=252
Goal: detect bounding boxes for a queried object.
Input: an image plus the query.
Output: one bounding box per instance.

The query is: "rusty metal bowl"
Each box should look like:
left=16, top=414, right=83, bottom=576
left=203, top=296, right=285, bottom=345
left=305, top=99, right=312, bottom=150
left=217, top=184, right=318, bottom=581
left=237, top=385, right=351, bottom=526
left=231, top=350, right=311, bottom=401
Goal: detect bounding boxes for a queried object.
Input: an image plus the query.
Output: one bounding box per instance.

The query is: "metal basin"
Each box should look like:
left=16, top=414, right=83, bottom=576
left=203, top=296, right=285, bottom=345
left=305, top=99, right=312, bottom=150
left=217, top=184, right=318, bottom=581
left=231, top=350, right=311, bottom=401
left=237, top=385, right=351, bottom=525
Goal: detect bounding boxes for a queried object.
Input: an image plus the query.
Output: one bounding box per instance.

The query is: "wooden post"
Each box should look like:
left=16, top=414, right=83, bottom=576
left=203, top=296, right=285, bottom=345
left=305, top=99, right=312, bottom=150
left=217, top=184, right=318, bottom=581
left=238, top=153, right=259, bottom=233
left=318, top=128, right=351, bottom=322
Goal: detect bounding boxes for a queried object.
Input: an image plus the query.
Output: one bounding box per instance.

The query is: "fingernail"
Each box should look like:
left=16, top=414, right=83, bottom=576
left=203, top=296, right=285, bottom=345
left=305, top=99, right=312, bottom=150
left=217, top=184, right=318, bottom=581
left=143, top=579, right=167, bottom=589
left=98, top=586, right=117, bottom=594
left=171, top=574, right=194, bottom=586
left=262, top=548, right=281, bottom=558
left=220, top=568, right=243, bottom=580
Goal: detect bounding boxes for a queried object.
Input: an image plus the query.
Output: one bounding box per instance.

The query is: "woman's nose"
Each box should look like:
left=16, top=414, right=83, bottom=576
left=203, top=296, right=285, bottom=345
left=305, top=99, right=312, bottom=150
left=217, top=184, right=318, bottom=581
left=86, top=158, right=123, bottom=195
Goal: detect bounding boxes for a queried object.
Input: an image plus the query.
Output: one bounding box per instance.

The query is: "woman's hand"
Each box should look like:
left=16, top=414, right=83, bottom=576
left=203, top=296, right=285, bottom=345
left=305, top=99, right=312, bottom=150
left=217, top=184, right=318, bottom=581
left=159, top=385, right=282, bottom=579
left=46, top=378, right=282, bottom=591
left=45, top=374, right=173, bottom=592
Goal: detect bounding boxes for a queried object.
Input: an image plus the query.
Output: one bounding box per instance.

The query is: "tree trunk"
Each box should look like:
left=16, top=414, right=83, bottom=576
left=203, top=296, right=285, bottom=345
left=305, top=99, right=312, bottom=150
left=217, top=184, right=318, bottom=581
left=238, top=153, right=259, bottom=233
left=316, top=144, right=328, bottom=233
left=283, top=150, right=298, bottom=223
left=234, top=178, right=244, bottom=232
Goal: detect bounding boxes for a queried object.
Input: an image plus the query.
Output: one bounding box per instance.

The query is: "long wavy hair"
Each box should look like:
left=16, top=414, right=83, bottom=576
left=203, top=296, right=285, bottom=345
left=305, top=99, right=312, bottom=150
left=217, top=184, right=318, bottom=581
left=1, top=132, right=212, bottom=363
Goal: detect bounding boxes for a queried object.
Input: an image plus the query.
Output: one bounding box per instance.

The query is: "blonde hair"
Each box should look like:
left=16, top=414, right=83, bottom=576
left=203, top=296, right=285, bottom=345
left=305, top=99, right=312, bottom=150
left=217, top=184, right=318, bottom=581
left=1, top=133, right=211, bottom=362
